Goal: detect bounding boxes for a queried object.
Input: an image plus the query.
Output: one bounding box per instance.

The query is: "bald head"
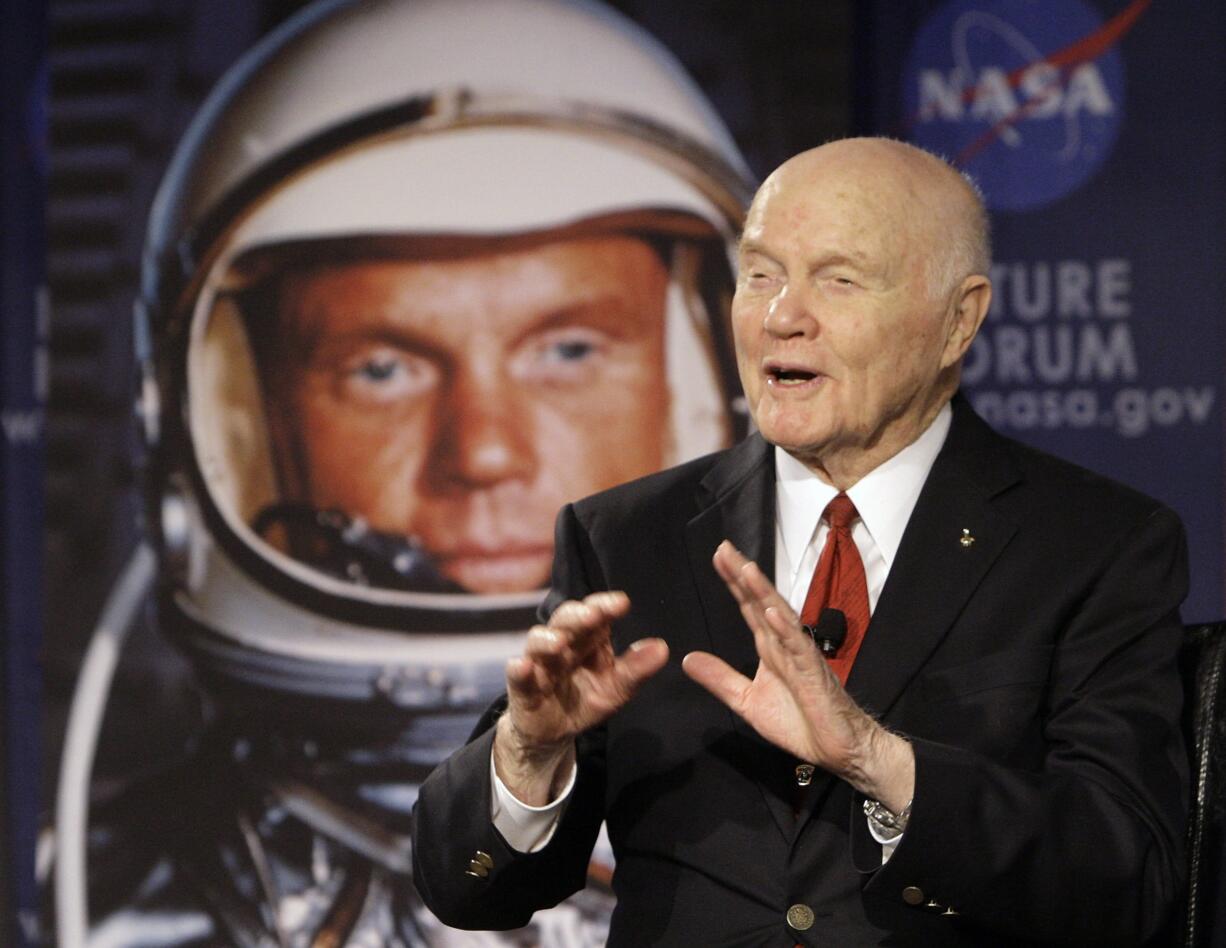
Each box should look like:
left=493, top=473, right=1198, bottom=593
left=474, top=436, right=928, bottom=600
left=753, top=138, right=990, bottom=299
left=731, top=137, right=995, bottom=486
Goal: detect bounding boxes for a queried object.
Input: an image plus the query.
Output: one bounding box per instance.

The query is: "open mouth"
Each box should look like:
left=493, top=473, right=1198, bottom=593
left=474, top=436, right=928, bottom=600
left=766, top=364, right=819, bottom=386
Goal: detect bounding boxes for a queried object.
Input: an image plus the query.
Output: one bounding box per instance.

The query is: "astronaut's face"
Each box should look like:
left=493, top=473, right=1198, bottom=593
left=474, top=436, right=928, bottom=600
left=258, top=234, right=671, bottom=593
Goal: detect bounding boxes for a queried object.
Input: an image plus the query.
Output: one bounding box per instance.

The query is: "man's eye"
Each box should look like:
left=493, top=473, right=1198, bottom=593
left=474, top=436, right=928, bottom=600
left=548, top=339, right=597, bottom=363
left=355, top=356, right=402, bottom=381
left=533, top=330, right=606, bottom=365
left=515, top=328, right=609, bottom=381
left=334, top=346, right=436, bottom=403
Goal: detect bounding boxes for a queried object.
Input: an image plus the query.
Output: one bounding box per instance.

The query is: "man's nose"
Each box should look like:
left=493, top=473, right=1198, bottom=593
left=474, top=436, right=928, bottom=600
left=427, top=368, right=535, bottom=489
left=762, top=281, right=817, bottom=339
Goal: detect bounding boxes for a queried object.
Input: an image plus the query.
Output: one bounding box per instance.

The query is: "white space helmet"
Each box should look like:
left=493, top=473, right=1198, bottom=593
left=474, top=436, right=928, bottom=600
left=137, top=0, right=753, bottom=729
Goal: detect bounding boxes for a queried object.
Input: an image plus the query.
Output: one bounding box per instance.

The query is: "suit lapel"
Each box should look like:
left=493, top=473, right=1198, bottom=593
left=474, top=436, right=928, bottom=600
left=845, top=397, right=1023, bottom=717
left=685, top=434, right=775, bottom=679
left=684, top=435, right=801, bottom=842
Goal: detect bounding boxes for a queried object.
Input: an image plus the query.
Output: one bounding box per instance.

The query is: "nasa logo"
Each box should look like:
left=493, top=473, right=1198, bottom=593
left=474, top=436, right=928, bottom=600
left=902, top=0, right=1144, bottom=212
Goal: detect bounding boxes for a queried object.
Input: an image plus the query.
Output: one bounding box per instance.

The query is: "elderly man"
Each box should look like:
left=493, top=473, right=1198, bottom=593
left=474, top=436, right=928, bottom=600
left=412, top=138, right=1188, bottom=946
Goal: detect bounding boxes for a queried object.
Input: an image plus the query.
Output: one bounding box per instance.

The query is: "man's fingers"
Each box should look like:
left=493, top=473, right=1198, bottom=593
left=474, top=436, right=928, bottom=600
left=523, top=625, right=566, bottom=659
left=507, top=636, right=667, bottom=732
left=506, top=655, right=535, bottom=689
left=569, top=637, right=670, bottom=713
left=586, top=589, right=631, bottom=616
left=713, top=543, right=772, bottom=637
left=764, top=606, right=826, bottom=667
left=716, top=542, right=790, bottom=611
left=714, top=541, right=808, bottom=665
left=712, top=541, right=751, bottom=599
left=538, top=591, right=630, bottom=664
left=527, top=591, right=624, bottom=660
left=714, top=542, right=783, bottom=613
left=615, top=637, right=669, bottom=690
left=681, top=650, right=750, bottom=711
left=505, top=655, right=551, bottom=706
left=550, top=591, right=630, bottom=632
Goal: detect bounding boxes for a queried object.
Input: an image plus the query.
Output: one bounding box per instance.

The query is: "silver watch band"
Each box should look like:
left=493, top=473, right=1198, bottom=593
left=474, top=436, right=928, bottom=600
left=863, top=797, right=912, bottom=835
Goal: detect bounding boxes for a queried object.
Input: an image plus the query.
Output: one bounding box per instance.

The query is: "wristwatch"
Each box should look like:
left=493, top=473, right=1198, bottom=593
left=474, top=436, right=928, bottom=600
left=863, top=797, right=912, bottom=835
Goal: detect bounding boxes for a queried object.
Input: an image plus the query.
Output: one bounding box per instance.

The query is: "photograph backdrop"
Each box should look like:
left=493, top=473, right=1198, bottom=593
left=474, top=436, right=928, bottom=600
left=1, top=0, right=1222, bottom=944
left=857, top=0, right=1226, bottom=621
left=2, top=0, right=46, bottom=942
left=29, top=2, right=848, bottom=945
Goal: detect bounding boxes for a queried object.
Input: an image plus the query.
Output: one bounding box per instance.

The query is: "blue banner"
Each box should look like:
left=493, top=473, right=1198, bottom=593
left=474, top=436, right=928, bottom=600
left=1, top=0, right=47, bottom=941
left=858, top=0, right=1225, bottom=621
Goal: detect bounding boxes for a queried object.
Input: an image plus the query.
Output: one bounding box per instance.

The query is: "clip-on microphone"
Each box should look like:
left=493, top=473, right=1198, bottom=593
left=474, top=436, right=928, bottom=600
left=804, top=607, right=847, bottom=656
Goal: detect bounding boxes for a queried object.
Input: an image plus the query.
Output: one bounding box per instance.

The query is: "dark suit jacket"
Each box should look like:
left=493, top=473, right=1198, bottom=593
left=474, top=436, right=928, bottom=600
left=413, top=396, right=1189, bottom=946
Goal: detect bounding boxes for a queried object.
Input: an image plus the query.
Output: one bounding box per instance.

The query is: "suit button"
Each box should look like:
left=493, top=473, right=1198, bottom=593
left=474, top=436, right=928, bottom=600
left=464, top=850, right=494, bottom=878
left=786, top=903, right=815, bottom=931
left=902, top=886, right=925, bottom=905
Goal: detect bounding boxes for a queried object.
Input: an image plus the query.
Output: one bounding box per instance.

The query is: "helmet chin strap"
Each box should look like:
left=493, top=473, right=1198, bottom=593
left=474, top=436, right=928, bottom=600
left=252, top=502, right=465, bottom=593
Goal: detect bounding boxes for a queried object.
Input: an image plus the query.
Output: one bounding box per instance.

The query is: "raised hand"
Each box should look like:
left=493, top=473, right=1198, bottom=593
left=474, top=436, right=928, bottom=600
left=495, top=591, right=668, bottom=805
left=682, top=541, right=913, bottom=811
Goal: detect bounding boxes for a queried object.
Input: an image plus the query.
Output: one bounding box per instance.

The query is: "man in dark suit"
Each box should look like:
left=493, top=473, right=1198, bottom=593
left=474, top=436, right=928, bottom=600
left=412, top=138, right=1188, bottom=945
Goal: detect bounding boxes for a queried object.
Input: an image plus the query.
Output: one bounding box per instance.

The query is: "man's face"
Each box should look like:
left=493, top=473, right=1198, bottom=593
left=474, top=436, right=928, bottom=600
left=731, top=150, right=964, bottom=482
left=262, top=235, right=670, bottom=594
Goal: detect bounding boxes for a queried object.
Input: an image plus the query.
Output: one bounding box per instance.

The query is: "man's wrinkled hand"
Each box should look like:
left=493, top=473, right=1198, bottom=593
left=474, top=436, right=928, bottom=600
left=682, top=542, right=913, bottom=812
left=495, top=591, right=668, bottom=805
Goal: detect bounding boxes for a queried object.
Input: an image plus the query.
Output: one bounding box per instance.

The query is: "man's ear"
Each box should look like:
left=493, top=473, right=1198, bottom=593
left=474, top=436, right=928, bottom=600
left=940, top=274, right=991, bottom=369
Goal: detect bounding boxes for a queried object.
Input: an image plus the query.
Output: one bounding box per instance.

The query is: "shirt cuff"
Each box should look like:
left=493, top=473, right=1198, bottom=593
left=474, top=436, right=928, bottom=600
left=489, top=749, right=577, bottom=853
left=866, top=813, right=904, bottom=865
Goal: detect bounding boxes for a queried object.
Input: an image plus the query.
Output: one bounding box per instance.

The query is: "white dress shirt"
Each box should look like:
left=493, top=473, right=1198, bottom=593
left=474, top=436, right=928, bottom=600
left=491, top=404, right=953, bottom=855
left=774, top=402, right=951, bottom=615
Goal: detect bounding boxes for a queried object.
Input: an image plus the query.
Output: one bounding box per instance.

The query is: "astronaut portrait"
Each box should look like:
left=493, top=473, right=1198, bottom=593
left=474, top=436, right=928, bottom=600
left=51, top=0, right=753, bottom=944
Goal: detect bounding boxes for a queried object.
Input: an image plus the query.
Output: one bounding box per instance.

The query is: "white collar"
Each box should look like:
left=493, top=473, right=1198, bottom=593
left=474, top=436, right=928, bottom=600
left=775, top=402, right=952, bottom=569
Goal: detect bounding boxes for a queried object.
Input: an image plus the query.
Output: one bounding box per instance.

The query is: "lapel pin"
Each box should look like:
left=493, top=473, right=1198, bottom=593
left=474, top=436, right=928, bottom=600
left=959, top=528, right=975, bottom=548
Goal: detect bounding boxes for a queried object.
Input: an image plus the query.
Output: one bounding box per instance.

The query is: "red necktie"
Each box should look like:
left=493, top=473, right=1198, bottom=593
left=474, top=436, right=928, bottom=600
left=799, top=493, right=870, bottom=685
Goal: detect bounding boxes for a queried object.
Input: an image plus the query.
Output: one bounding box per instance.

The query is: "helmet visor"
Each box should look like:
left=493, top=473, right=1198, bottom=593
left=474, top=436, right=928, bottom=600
left=188, top=214, right=734, bottom=606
